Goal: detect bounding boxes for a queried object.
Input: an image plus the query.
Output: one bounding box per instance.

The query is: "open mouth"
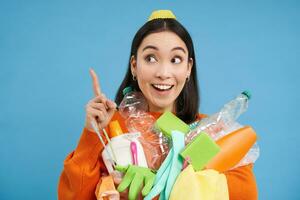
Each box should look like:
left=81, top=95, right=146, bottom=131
left=151, top=84, right=174, bottom=91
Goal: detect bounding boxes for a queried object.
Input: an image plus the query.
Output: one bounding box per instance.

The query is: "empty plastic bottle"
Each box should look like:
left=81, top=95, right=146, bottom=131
left=218, top=90, right=251, bottom=127
left=118, top=87, right=169, bottom=169
left=118, top=86, right=148, bottom=119
left=185, top=90, right=259, bottom=169
left=186, top=91, right=251, bottom=143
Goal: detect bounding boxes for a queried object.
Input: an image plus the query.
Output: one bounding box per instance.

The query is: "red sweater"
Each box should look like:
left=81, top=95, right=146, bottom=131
left=58, top=112, right=258, bottom=200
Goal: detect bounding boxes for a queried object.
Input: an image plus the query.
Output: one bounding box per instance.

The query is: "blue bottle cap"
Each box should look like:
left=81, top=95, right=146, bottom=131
left=242, top=90, right=251, bottom=100
left=122, top=86, right=133, bottom=96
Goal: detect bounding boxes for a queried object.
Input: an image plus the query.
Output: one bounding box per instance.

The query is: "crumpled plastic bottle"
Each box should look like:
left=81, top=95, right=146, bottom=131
left=186, top=91, right=251, bottom=142
left=118, top=87, right=169, bottom=170
left=186, top=91, right=260, bottom=168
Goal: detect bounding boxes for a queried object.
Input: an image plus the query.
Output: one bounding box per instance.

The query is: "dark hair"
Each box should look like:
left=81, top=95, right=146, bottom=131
left=115, top=19, right=200, bottom=123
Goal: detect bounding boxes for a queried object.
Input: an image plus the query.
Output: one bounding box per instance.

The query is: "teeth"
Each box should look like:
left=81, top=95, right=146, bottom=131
left=153, top=84, right=172, bottom=90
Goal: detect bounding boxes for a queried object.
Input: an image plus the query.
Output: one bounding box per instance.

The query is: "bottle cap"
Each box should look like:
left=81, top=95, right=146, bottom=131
left=242, top=90, right=251, bottom=100
left=122, top=86, right=132, bottom=96
left=108, top=120, right=123, bottom=138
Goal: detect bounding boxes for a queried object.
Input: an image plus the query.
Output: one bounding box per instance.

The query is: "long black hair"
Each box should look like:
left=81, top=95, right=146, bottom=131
left=115, top=19, right=200, bottom=123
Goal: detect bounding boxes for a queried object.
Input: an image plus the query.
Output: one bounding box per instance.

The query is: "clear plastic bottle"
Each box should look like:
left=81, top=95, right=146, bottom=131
left=218, top=90, right=251, bottom=127
left=186, top=90, right=259, bottom=169
left=119, top=87, right=148, bottom=119
left=186, top=91, right=251, bottom=143
left=119, top=87, right=155, bottom=133
left=118, top=87, right=169, bottom=170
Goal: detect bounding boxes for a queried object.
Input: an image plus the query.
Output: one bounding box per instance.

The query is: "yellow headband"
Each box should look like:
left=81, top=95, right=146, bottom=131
left=148, top=10, right=176, bottom=21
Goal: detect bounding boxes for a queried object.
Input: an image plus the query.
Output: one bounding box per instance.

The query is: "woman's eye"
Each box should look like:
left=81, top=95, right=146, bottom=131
left=145, top=55, right=157, bottom=63
left=171, top=57, right=182, bottom=64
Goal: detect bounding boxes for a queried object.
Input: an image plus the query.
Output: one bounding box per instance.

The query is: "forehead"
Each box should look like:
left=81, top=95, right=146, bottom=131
left=138, top=31, right=187, bottom=52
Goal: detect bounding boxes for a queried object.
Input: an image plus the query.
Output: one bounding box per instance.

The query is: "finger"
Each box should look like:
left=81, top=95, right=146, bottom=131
left=90, top=102, right=107, bottom=114
left=115, top=165, right=128, bottom=173
left=129, top=173, right=143, bottom=200
left=117, top=169, right=134, bottom=192
left=91, top=95, right=108, bottom=109
left=90, top=68, right=102, bottom=96
left=106, top=99, right=117, bottom=110
left=87, top=108, right=106, bottom=122
left=142, top=174, right=155, bottom=196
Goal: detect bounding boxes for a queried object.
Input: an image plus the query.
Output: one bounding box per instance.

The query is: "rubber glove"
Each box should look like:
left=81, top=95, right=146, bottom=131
left=164, top=131, right=185, bottom=199
left=115, top=165, right=156, bottom=200
left=145, top=131, right=185, bottom=200
left=144, top=149, right=173, bottom=200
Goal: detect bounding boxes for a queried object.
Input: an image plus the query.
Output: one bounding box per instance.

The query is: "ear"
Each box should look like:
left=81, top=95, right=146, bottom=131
left=187, top=57, right=193, bottom=77
left=130, top=55, right=137, bottom=77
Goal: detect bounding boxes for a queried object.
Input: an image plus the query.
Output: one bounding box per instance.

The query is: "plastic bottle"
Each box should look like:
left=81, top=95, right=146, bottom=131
left=119, top=86, right=156, bottom=133
left=186, top=91, right=251, bottom=143
left=119, top=87, right=148, bottom=119
left=118, top=86, right=169, bottom=170
left=205, top=125, right=257, bottom=172
left=218, top=90, right=251, bottom=127
left=186, top=90, right=260, bottom=169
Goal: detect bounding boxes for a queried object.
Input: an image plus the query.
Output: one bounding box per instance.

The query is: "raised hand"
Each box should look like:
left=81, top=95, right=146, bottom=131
left=84, top=68, right=117, bottom=132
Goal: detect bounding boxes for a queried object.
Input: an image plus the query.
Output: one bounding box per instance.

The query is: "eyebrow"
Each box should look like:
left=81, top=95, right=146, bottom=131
left=142, top=45, right=186, bottom=54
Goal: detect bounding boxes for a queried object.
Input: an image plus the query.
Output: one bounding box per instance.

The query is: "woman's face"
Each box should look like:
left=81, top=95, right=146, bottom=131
left=131, top=31, right=193, bottom=113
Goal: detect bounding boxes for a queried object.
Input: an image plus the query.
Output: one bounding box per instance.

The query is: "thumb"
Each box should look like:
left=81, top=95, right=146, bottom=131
left=115, top=165, right=129, bottom=173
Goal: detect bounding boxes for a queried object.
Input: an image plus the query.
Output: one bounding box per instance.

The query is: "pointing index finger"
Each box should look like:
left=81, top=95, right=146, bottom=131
left=89, top=68, right=102, bottom=96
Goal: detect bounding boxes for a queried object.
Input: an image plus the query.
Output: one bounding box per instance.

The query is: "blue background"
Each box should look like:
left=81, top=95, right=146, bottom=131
left=0, top=0, right=299, bottom=199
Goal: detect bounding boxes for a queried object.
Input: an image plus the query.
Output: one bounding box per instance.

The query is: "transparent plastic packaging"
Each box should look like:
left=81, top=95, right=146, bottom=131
left=118, top=87, right=148, bottom=119
left=186, top=91, right=251, bottom=143
left=118, top=87, right=170, bottom=170
left=186, top=91, right=260, bottom=168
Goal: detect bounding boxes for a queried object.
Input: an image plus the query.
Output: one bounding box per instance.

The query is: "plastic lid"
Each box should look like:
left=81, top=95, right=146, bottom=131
left=122, top=86, right=133, bottom=96
left=242, top=90, right=251, bottom=100
left=108, top=120, right=123, bottom=138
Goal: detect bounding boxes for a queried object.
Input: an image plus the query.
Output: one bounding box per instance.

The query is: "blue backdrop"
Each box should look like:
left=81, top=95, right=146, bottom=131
left=1, top=0, right=299, bottom=199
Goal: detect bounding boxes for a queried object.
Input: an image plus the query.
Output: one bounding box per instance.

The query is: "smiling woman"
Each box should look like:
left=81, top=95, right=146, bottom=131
left=115, top=15, right=199, bottom=123
left=58, top=10, right=258, bottom=200
left=130, top=31, right=193, bottom=114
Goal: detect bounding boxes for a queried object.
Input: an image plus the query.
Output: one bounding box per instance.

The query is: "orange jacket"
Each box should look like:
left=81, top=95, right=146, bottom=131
left=58, top=112, right=258, bottom=200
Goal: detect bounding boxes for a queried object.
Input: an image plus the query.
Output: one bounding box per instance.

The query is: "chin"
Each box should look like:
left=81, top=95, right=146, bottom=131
left=150, top=99, right=174, bottom=112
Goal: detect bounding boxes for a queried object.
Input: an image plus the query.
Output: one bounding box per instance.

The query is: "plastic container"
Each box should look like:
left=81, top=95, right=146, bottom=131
left=102, top=120, right=148, bottom=183
left=186, top=90, right=260, bottom=169
left=205, top=126, right=257, bottom=172
left=118, top=87, right=148, bottom=119
left=118, top=87, right=170, bottom=170
left=102, top=132, right=148, bottom=173
left=219, top=90, right=251, bottom=128
left=186, top=91, right=251, bottom=143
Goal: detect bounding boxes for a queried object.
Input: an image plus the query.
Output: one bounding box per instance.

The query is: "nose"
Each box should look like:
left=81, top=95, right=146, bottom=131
left=155, top=62, right=172, bottom=79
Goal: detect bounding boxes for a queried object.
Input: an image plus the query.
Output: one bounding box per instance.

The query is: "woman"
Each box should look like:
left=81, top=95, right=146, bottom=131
left=58, top=10, right=258, bottom=200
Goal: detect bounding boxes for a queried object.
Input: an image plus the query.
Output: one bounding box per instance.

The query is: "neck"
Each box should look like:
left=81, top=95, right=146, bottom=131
left=148, top=103, right=175, bottom=113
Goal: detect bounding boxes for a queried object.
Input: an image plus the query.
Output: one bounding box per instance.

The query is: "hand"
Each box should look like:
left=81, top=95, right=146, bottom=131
left=84, top=68, right=117, bottom=132
left=115, top=165, right=156, bottom=200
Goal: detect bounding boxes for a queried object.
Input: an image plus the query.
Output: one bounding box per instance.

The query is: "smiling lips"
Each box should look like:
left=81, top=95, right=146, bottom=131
left=151, top=84, right=174, bottom=91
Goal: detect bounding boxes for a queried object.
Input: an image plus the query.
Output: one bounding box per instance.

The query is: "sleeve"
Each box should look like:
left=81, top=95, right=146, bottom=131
left=224, top=164, right=258, bottom=200
left=57, top=128, right=108, bottom=200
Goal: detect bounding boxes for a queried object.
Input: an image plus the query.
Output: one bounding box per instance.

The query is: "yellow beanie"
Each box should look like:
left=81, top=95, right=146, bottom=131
left=148, top=10, right=176, bottom=21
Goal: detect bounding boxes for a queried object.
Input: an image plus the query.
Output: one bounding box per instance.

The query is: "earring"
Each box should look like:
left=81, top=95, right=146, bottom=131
left=133, top=75, right=136, bottom=81
left=186, top=76, right=190, bottom=82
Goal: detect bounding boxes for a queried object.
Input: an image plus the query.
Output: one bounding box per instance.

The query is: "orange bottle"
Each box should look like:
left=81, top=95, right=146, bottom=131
left=108, top=120, right=123, bottom=138
left=205, top=126, right=257, bottom=172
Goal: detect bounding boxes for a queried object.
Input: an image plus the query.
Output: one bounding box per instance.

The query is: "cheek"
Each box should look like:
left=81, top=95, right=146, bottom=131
left=136, top=65, right=155, bottom=82
left=175, top=68, right=189, bottom=84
